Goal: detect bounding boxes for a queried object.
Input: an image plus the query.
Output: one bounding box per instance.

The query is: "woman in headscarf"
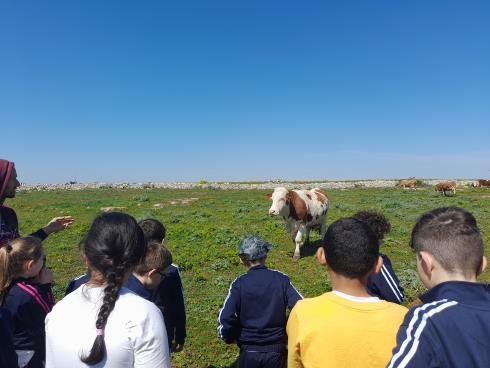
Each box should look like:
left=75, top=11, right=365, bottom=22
left=0, top=159, right=74, bottom=246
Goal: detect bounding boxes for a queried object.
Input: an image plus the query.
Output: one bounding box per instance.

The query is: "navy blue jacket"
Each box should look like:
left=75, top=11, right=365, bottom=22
left=125, top=274, right=153, bottom=301
left=217, top=265, right=303, bottom=346
left=388, top=281, right=490, bottom=368
left=0, top=307, right=18, bottom=368
left=367, top=253, right=404, bottom=304
left=2, top=279, right=55, bottom=368
left=152, top=264, right=187, bottom=346
left=64, top=273, right=89, bottom=296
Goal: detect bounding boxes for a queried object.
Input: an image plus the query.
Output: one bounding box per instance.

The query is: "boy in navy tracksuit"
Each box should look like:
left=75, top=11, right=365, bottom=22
left=218, top=235, right=303, bottom=368
left=352, top=211, right=404, bottom=304
left=388, top=206, right=490, bottom=368
left=125, top=240, right=173, bottom=301
left=138, top=218, right=187, bottom=353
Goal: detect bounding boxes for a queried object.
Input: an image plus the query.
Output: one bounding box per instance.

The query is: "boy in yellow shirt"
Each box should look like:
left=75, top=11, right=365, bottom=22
left=287, top=217, right=407, bottom=368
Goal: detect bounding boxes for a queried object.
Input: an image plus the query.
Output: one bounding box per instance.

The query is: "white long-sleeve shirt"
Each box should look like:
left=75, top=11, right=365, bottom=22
left=45, top=285, right=170, bottom=368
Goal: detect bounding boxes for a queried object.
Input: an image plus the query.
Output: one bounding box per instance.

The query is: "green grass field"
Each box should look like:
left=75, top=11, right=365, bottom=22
left=8, top=186, right=490, bottom=367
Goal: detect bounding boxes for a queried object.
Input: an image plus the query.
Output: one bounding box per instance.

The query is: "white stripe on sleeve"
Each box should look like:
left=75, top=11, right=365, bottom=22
left=217, top=276, right=240, bottom=338
left=380, top=265, right=402, bottom=303
left=397, top=301, right=458, bottom=368
left=387, top=299, right=450, bottom=368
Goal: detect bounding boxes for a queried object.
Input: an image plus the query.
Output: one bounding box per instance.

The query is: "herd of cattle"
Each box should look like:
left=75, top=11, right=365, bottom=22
left=267, top=179, right=490, bottom=259
left=398, top=178, right=490, bottom=196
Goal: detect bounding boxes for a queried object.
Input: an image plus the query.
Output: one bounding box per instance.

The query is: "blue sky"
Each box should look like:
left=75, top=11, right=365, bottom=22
left=1, top=1, right=489, bottom=183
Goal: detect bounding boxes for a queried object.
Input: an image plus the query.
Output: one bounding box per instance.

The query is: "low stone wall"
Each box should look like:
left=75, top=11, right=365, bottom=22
left=17, top=179, right=477, bottom=191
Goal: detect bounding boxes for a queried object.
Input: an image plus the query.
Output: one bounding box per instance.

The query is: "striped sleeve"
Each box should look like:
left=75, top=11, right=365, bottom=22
left=368, top=255, right=404, bottom=304
left=217, top=277, right=241, bottom=343
left=387, top=299, right=457, bottom=368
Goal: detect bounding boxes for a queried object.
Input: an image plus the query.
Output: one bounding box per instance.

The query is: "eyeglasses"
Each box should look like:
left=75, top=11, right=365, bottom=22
left=156, top=270, right=167, bottom=278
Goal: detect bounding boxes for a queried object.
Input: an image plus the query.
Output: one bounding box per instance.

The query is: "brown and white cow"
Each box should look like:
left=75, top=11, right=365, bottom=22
left=478, top=179, right=490, bottom=188
left=267, top=187, right=328, bottom=260
left=398, top=179, right=417, bottom=189
left=435, top=180, right=457, bottom=196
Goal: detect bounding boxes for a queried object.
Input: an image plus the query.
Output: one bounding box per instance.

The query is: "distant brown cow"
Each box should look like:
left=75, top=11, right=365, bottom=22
left=398, top=179, right=417, bottom=189
left=478, top=179, right=490, bottom=187
left=435, top=180, right=457, bottom=196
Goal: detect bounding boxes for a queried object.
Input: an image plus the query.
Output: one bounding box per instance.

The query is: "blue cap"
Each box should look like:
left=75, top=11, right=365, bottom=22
left=238, top=235, right=272, bottom=261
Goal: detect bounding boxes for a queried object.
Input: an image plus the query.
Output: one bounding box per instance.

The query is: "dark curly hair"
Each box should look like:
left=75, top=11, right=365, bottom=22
left=352, top=211, right=391, bottom=241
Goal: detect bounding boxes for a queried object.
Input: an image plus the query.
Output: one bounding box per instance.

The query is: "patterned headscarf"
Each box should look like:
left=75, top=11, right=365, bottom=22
left=0, top=159, right=15, bottom=205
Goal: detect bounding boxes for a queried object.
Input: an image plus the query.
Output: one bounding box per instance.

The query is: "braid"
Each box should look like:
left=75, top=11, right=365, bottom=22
left=80, top=263, right=127, bottom=365
left=78, top=212, right=147, bottom=365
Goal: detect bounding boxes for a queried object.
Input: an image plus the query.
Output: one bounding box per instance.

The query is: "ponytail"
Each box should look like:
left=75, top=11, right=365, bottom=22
left=80, top=263, right=127, bottom=364
left=0, top=244, right=12, bottom=303
left=0, top=237, right=43, bottom=303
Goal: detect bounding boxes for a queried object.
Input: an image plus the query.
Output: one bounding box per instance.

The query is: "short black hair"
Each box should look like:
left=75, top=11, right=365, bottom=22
left=138, top=218, right=166, bottom=243
left=322, top=217, right=379, bottom=278
left=411, top=207, right=484, bottom=276
left=352, top=211, right=391, bottom=241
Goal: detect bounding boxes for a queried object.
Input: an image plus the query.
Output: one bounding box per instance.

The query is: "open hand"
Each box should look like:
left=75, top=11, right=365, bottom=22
left=43, top=216, right=74, bottom=235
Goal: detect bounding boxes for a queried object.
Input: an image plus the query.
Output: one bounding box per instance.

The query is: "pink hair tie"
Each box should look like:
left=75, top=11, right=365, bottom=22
left=96, top=329, right=104, bottom=336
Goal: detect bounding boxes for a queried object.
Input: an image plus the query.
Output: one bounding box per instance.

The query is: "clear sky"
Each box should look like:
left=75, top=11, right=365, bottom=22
left=1, top=1, right=489, bottom=183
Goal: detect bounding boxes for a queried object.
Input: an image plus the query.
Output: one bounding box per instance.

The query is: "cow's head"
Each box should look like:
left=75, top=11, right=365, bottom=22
left=267, top=187, right=290, bottom=217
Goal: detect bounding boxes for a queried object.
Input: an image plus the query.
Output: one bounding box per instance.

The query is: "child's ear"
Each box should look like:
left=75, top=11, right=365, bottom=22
left=372, top=255, right=383, bottom=275
left=418, top=251, right=435, bottom=279
left=147, top=268, right=158, bottom=278
left=25, top=260, right=35, bottom=272
left=316, top=247, right=327, bottom=266
left=477, top=256, right=487, bottom=276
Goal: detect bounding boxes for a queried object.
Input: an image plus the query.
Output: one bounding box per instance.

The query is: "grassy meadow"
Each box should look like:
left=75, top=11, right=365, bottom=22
left=8, top=185, right=490, bottom=367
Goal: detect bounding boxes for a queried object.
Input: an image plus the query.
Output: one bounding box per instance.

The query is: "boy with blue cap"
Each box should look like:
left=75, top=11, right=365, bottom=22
left=218, top=235, right=303, bottom=368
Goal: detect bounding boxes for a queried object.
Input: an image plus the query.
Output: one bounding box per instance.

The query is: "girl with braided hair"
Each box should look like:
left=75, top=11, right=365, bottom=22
left=45, top=212, right=171, bottom=367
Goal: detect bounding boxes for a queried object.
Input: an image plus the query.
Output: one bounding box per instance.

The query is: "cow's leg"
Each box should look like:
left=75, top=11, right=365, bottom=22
left=320, top=220, right=327, bottom=239
left=304, top=227, right=311, bottom=245
left=293, top=225, right=306, bottom=260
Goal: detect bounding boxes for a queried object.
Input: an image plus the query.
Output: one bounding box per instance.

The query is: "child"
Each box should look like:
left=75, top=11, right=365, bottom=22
left=0, top=236, right=55, bottom=368
left=287, top=218, right=407, bottom=368
left=387, top=207, right=490, bottom=367
left=139, top=218, right=187, bottom=353
left=352, top=211, right=404, bottom=303
left=45, top=212, right=171, bottom=367
left=126, top=240, right=173, bottom=301
left=218, top=235, right=303, bottom=368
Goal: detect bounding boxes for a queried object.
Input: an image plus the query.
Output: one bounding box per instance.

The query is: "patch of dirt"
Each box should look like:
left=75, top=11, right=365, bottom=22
left=153, top=198, right=199, bottom=207
left=100, top=206, right=128, bottom=212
